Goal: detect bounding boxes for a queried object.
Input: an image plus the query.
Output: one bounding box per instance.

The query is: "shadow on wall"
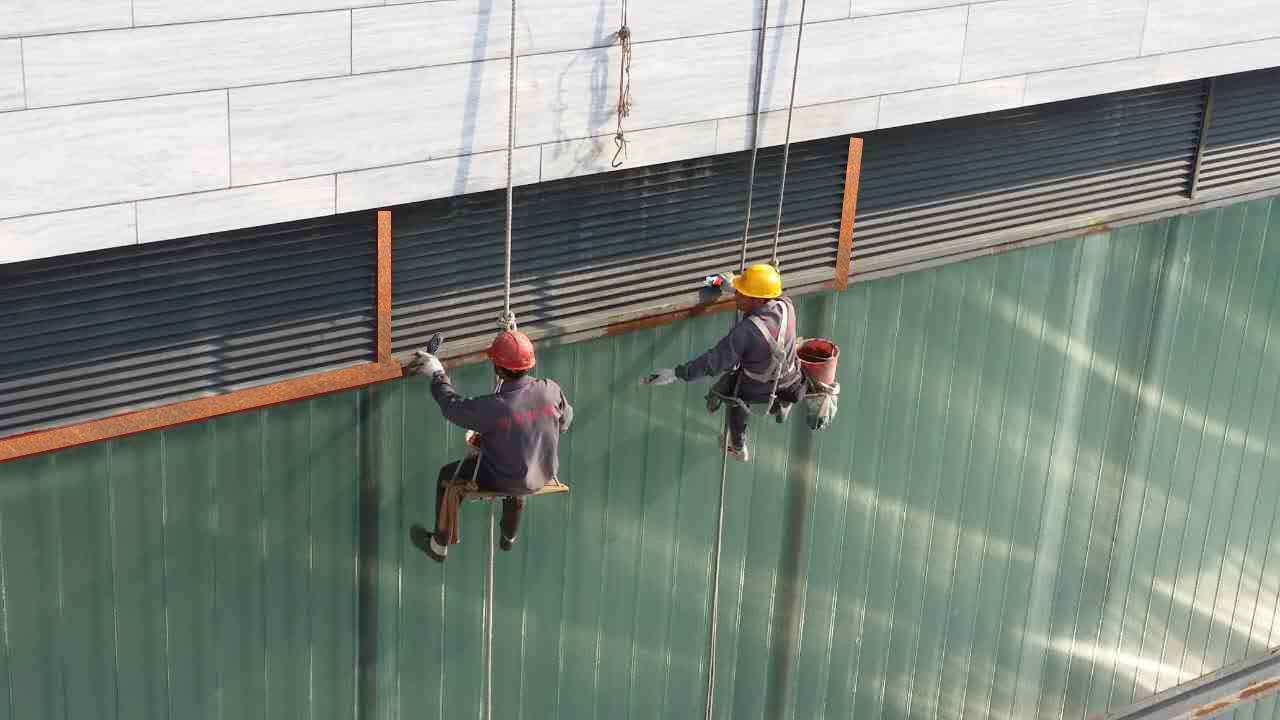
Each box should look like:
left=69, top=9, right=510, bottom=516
left=543, top=1, right=615, bottom=178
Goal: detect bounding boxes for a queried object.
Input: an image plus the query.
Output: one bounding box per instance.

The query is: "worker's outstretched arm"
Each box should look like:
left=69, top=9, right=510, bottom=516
left=675, top=324, right=746, bottom=381
left=430, top=374, right=498, bottom=433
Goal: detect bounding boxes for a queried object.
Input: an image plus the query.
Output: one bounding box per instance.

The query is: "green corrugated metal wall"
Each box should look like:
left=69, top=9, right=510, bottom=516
left=3, top=197, right=1280, bottom=720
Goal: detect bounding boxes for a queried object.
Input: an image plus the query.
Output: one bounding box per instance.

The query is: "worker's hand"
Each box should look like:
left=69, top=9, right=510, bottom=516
left=407, top=350, right=445, bottom=378
left=641, top=368, right=678, bottom=386
left=465, top=430, right=482, bottom=448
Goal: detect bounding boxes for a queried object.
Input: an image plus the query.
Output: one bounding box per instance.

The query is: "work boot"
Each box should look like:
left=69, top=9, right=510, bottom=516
left=499, top=534, right=517, bottom=552
left=410, top=524, right=447, bottom=563
left=720, top=433, right=750, bottom=462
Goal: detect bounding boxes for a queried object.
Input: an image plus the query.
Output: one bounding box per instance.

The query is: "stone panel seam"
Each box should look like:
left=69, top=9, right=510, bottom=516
left=12, top=23, right=1275, bottom=115
left=957, top=4, right=972, bottom=84
left=225, top=89, right=233, bottom=186
left=1138, top=0, right=1153, bottom=56
left=17, top=37, right=25, bottom=108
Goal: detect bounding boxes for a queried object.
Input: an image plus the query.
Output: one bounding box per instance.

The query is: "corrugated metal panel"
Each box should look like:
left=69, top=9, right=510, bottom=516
left=854, top=82, right=1207, bottom=275
left=0, top=397, right=362, bottom=720
left=391, top=137, right=848, bottom=357
left=4, top=197, right=1280, bottom=720
left=1199, top=69, right=1280, bottom=197
left=0, top=213, right=377, bottom=437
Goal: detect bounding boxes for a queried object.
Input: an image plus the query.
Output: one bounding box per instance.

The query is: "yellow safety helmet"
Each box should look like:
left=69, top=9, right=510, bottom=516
left=731, top=263, right=783, bottom=299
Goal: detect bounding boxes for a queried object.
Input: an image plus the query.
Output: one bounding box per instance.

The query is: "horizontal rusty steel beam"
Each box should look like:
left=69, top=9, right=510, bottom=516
left=0, top=360, right=404, bottom=463
left=1093, top=647, right=1280, bottom=720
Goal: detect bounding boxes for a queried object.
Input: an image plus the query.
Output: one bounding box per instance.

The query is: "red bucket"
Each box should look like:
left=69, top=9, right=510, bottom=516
left=798, top=338, right=839, bottom=385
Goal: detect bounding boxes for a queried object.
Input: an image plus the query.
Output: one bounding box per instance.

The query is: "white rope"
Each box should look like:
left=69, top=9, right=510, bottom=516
left=482, top=502, right=496, bottom=720
left=475, top=375, right=502, bottom=720
left=769, top=0, right=807, bottom=267
left=500, top=0, right=519, bottom=333
left=737, top=0, right=773, bottom=271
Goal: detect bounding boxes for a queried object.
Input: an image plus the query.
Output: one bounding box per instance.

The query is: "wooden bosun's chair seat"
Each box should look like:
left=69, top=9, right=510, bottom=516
left=462, top=478, right=570, bottom=502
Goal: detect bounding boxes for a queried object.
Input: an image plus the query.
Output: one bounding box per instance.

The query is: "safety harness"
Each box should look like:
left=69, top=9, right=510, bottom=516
left=741, top=299, right=798, bottom=384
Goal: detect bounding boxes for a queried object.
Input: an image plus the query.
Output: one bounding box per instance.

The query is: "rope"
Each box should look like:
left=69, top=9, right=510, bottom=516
left=472, top=375, right=502, bottom=720
left=500, top=0, right=518, bottom=333
left=611, top=0, right=633, bottom=168
left=769, top=0, right=807, bottom=267
left=738, top=0, right=772, bottom=271
left=482, top=502, right=496, bottom=720
left=708, top=8, right=773, bottom=715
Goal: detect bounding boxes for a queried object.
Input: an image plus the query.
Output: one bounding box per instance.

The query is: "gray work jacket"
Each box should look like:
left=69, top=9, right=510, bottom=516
left=675, top=297, right=802, bottom=399
left=431, top=374, right=574, bottom=494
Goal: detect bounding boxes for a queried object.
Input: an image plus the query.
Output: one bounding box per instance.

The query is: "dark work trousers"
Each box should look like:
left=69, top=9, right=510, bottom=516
left=711, top=372, right=806, bottom=450
left=434, top=457, right=525, bottom=544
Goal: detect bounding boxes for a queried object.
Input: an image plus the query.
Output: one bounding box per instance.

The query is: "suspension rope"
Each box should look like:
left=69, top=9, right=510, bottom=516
left=738, top=0, right=772, bottom=270
left=500, top=0, right=519, bottom=333
left=612, top=0, right=633, bottom=168
left=483, top=2, right=520, bottom=715
left=470, top=375, right=502, bottom=720
left=482, top=497, right=497, bottom=720
left=708, top=3, right=802, bottom=717
left=769, top=0, right=807, bottom=267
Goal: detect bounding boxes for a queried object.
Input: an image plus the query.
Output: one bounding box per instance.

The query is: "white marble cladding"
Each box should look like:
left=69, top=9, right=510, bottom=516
left=0, top=0, right=1277, bottom=264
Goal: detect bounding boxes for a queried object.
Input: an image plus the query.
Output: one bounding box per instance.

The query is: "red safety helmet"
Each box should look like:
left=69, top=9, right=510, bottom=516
left=487, top=330, right=536, bottom=371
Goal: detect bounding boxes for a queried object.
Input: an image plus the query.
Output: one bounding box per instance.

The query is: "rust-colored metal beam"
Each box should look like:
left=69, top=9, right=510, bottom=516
left=836, top=136, right=864, bottom=291
left=2, top=210, right=402, bottom=464
left=377, top=209, right=393, bottom=362
left=0, top=360, right=403, bottom=463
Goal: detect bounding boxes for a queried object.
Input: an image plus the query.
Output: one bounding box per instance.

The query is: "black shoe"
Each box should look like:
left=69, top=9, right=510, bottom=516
left=499, top=535, right=516, bottom=552
left=410, top=524, right=447, bottom=563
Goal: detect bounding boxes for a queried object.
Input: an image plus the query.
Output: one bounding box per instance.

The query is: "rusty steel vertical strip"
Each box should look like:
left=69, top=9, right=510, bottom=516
left=377, top=210, right=393, bottom=363
left=836, top=137, right=864, bottom=290
left=1189, top=78, right=1218, bottom=200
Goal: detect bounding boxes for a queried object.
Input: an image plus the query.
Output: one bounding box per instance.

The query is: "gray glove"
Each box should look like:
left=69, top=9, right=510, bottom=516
left=641, top=368, right=679, bottom=386
left=407, top=350, right=445, bottom=378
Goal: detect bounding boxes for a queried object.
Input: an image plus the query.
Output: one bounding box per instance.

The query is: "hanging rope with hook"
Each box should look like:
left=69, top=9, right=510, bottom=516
left=612, top=0, right=633, bottom=168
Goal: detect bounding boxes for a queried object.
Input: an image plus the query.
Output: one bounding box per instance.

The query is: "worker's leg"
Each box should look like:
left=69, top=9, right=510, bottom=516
left=433, top=458, right=475, bottom=544
left=706, top=372, right=739, bottom=414
left=727, top=402, right=750, bottom=452
left=499, top=497, right=526, bottom=549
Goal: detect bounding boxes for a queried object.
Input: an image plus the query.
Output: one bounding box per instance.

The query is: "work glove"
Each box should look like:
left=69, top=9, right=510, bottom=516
left=704, top=272, right=734, bottom=293
left=407, top=350, right=445, bottom=378
left=641, top=368, right=679, bottom=386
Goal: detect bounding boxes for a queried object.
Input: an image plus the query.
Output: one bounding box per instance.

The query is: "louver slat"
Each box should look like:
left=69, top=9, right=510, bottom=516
left=391, top=138, right=850, bottom=357
left=0, top=213, right=378, bottom=437
left=852, top=81, right=1207, bottom=275
left=1199, top=69, right=1280, bottom=196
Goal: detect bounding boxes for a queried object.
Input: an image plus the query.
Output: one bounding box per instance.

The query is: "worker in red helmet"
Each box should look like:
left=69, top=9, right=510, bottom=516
left=405, top=329, right=573, bottom=563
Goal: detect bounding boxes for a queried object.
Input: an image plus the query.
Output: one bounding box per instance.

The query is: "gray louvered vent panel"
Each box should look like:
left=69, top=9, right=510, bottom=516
left=0, top=213, right=377, bottom=437
left=854, top=82, right=1206, bottom=274
left=1199, top=68, right=1280, bottom=195
left=393, top=137, right=848, bottom=355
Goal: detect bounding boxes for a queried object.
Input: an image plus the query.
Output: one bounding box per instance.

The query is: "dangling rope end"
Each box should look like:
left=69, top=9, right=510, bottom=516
left=498, top=310, right=518, bottom=333
left=611, top=132, right=629, bottom=168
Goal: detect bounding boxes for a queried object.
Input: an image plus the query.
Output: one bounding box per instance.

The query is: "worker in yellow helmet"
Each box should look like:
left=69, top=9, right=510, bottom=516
left=641, top=263, right=804, bottom=461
